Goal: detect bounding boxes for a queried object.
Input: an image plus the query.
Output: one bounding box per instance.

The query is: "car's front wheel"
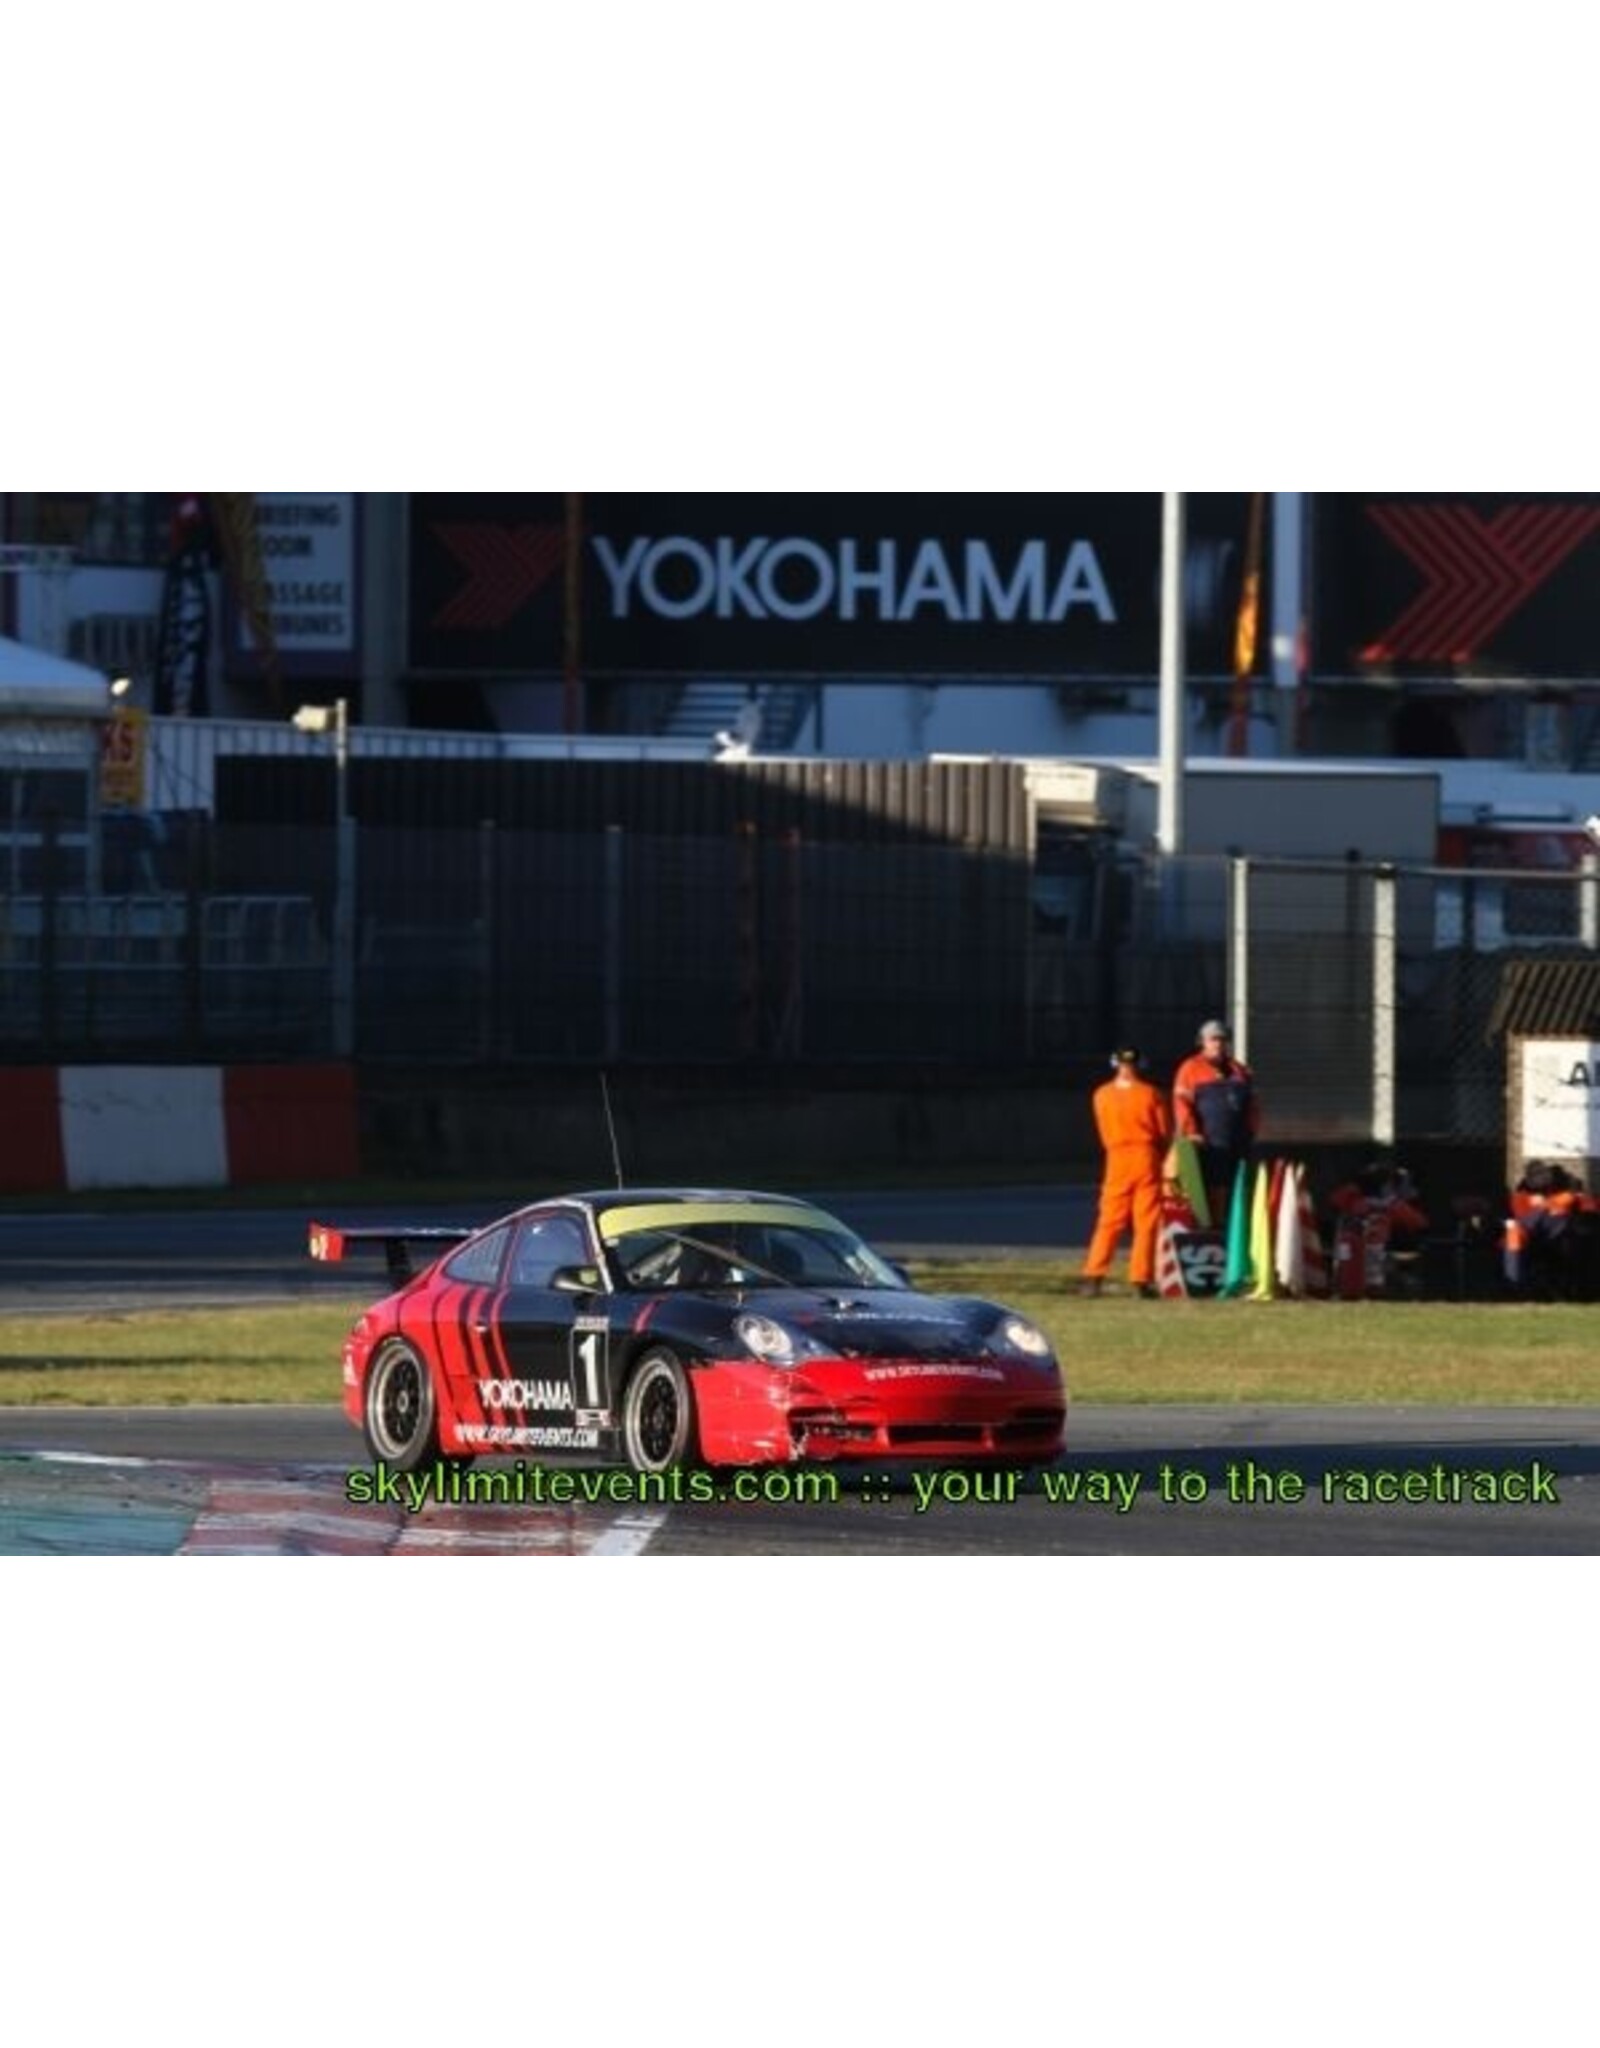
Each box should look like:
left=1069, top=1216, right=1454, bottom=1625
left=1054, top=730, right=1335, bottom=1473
left=363, top=1337, right=441, bottom=1474
left=620, top=1348, right=698, bottom=1473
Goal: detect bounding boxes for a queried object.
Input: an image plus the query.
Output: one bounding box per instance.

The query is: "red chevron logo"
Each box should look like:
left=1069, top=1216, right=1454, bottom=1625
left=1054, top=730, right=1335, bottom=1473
left=1361, top=501, right=1600, bottom=664
left=430, top=523, right=565, bottom=630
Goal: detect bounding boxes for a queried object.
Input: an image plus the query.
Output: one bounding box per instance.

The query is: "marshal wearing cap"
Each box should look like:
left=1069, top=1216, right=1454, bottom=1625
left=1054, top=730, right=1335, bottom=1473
left=1083, top=1040, right=1172, bottom=1296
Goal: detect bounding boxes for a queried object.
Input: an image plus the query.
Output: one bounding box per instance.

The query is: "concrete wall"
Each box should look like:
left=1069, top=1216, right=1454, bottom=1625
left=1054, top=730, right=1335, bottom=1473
left=359, top=1065, right=1091, bottom=1186
left=0, top=1058, right=1508, bottom=1210
left=355, top=1064, right=1505, bottom=1207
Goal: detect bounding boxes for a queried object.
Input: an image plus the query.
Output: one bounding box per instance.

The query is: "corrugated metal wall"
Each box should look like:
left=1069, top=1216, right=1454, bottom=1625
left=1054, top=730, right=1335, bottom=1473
left=215, top=756, right=1033, bottom=850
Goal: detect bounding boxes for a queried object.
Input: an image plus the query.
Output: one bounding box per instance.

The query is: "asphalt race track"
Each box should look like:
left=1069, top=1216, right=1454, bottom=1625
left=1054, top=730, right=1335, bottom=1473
left=0, top=1186, right=1095, bottom=1314
left=1, top=1402, right=1596, bottom=1554
left=1, top=1191, right=1597, bottom=1554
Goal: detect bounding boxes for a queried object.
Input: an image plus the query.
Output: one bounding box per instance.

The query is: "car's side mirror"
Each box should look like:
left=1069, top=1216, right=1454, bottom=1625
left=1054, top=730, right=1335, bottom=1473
left=552, top=1265, right=603, bottom=1294
left=888, top=1260, right=912, bottom=1286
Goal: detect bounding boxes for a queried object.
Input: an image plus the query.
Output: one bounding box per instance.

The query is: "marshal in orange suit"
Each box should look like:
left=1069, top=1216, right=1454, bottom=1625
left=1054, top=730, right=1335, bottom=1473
left=1080, top=1046, right=1173, bottom=1298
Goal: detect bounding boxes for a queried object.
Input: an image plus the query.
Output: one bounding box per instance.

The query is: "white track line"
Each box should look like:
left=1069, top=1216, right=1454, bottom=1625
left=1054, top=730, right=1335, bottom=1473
left=18, top=1450, right=154, bottom=1468
left=588, top=1509, right=668, bottom=1556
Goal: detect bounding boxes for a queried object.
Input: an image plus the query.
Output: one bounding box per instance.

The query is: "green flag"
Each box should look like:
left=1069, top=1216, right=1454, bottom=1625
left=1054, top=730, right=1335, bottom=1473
left=1219, top=1161, right=1253, bottom=1297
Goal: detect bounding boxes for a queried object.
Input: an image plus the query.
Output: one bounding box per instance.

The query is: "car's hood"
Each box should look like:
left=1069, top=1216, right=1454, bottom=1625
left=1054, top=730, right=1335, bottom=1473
left=733, top=1288, right=1012, bottom=1363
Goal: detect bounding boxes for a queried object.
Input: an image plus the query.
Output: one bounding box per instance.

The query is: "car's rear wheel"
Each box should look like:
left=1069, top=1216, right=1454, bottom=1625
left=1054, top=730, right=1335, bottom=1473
left=621, top=1348, right=698, bottom=1473
left=363, top=1337, right=441, bottom=1474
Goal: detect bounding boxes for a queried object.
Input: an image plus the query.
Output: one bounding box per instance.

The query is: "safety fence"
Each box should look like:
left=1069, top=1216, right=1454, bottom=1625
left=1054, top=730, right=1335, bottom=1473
left=4, top=826, right=1598, bottom=1148
left=0, top=821, right=1032, bottom=1065
left=1210, top=856, right=1600, bottom=1147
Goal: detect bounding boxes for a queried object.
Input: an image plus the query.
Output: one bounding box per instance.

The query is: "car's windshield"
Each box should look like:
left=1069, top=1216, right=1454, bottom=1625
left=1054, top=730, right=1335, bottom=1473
left=610, top=1219, right=904, bottom=1292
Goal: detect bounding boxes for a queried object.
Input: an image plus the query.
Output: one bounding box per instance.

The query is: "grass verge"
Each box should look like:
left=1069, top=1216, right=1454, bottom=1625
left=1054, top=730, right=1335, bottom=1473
left=0, top=1261, right=1596, bottom=1407
left=923, top=1263, right=1600, bottom=1405
left=0, top=1302, right=363, bottom=1406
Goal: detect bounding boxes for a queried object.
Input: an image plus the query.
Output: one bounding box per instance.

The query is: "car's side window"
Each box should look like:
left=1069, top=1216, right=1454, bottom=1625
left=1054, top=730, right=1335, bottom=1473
left=444, top=1225, right=511, bottom=1285
left=510, top=1214, right=591, bottom=1289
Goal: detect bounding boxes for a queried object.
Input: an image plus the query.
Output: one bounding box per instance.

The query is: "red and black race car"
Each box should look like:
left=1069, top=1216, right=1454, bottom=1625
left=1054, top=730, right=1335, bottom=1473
left=310, top=1188, right=1066, bottom=1474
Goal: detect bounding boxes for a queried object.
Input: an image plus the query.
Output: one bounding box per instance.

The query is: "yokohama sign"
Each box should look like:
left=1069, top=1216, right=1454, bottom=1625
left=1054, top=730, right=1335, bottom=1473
left=590, top=534, right=1115, bottom=626
left=407, top=493, right=1256, bottom=679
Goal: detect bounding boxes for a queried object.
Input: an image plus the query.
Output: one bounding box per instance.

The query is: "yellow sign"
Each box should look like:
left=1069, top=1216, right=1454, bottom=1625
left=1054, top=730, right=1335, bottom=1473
left=100, top=707, right=148, bottom=809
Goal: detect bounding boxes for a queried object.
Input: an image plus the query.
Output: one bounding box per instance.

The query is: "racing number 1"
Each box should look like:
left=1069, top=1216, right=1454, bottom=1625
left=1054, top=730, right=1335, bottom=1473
left=573, top=1328, right=605, bottom=1410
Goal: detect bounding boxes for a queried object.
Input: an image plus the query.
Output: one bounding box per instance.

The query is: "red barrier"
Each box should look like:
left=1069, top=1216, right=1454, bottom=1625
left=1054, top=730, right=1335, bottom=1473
left=0, top=1068, right=66, bottom=1192
left=222, top=1065, right=360, bottom=1184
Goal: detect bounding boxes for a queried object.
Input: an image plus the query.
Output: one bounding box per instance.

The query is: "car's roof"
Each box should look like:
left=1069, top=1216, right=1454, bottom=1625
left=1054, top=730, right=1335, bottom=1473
left=501, top=1189, right=839, bottom=1241
left=577, top=1188, right=820, bottom=1214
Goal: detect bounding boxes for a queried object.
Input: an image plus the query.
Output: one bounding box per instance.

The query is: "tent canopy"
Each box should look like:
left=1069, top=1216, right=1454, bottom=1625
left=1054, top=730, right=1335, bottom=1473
left=0, top=634, right=110, bottom=717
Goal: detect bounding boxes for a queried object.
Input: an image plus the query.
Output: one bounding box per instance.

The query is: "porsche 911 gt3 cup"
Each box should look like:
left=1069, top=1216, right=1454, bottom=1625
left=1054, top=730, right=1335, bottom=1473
left=310, top=1188, right=1067, bottom=1474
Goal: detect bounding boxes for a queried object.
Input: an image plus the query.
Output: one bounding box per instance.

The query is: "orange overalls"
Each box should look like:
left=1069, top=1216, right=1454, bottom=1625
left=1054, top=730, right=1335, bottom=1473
left=1083, top=1074, right=1173, bottom=1285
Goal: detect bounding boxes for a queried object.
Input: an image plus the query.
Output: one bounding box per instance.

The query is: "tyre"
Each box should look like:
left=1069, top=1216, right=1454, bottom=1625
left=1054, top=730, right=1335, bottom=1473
left=363, top=1338, right=442, bottom=1474
left=620, top=1348, right=698, bottom=1473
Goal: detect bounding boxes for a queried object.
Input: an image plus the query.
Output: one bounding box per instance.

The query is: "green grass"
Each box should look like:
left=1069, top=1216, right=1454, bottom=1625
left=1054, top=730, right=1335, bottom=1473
left=0, top=1263, right=1594, bottom=1408
left=923, top=1261, right=1600, bottom=1405
left=0, top=1301, right=363, bottom=1405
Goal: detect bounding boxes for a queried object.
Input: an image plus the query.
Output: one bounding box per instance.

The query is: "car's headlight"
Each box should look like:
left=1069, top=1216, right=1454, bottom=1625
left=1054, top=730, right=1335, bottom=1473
left=734, top=1312, right=802, bottom=1365
left=999, top=1315, right=1053, bottom=1359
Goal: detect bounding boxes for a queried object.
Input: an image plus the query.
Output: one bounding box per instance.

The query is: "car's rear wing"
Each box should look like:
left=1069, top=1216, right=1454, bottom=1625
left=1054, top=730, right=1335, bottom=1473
left=308, top=1222, right=473, bottom=1285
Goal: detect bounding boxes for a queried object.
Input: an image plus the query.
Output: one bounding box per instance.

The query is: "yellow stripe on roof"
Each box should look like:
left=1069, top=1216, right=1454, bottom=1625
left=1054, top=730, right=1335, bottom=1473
left=598, top=1200, right=834, bottom=1243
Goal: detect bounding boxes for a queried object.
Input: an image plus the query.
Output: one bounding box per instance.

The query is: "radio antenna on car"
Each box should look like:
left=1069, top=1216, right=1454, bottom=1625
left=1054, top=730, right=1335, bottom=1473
left=600, top=1070, right=625, bottom=1188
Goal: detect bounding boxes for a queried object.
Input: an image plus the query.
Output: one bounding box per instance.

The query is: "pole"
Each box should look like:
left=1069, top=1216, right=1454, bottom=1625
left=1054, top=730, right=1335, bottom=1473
left=333, top=695, right=349, bottom=808
left=1373, top=863, right=1397, bottom=1147
left=331, top=697, right=356, bottom=1058
left=1157, top=491, right=1185, bottom=856
left=1270, top=491, right=1307, bottom=757
left=1227, top=855, right=1250, bottom=1064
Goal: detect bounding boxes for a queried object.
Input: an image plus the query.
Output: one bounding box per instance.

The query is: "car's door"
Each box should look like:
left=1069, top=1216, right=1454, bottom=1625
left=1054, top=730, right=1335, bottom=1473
left=430, top=1223, right=514, bottom=1425
left=493, top=1210, right=611, bottom=1445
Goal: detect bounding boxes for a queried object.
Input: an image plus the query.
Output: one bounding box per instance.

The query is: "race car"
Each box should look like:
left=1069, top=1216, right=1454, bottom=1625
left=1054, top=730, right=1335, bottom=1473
left=309, top=1188, right=1066, bottom=1474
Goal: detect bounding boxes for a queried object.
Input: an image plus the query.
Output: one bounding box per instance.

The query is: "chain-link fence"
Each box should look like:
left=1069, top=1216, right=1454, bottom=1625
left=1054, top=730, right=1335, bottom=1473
left=1031, top=852, right=1600, bottom=1146
left=5, top=822, right=1598, bottom=1153
left=0, top=820, right=1035, bottom=1066
left=1213, top=855, right=1600, bottom=1146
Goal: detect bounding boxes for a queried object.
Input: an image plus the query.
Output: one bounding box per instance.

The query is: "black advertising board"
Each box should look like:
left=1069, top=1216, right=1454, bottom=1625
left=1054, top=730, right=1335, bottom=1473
left=1312, top=493, right=1600, bottom=680
left=406, top=493, right=1258, bottom=680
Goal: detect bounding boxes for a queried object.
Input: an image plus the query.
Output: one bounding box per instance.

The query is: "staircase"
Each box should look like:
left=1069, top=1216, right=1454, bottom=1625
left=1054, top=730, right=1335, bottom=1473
left=757, top=683, right=817, bottom=751
left=659, top=681, right=818, bottom=752
left=661, top=682, right=758, bottom=742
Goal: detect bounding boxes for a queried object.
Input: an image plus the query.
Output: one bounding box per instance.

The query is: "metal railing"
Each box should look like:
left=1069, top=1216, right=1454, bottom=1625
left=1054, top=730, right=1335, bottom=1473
left=136, top=716, right=713, bottom=814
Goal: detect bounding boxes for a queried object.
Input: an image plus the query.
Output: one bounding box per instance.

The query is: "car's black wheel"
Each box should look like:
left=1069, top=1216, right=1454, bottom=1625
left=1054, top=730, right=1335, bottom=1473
left=363, top=1338, right=441, bottom=1474
left=620, top=1348, right=698, bottom=1473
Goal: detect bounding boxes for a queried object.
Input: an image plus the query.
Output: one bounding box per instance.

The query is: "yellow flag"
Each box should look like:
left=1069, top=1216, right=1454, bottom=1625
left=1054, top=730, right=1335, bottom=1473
left=1234, top=564, right=1262, bottom=678
left=1167, top=1134, right=1211, bottom=1228
left=1226, top=491, right=1266, bottom=759
left=1247, top=1161, right=1276, bottom=1301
